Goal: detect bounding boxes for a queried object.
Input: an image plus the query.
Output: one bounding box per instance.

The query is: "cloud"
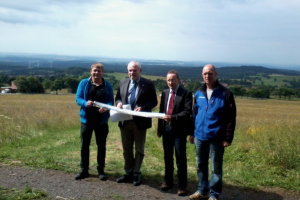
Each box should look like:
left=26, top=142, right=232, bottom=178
left=0, top=0, right=299, bottom=65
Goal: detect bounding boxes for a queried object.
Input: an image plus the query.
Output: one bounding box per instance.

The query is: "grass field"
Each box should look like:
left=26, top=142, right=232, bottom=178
left=0, top=94, right=300, bottom=193
left=251, top=74, right=300, bottom=87
left=106, top=72, right=164, bottom=81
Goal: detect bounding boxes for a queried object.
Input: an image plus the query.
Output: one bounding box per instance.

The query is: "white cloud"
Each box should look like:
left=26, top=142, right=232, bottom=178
left=0, top=0, right=299, bottom=66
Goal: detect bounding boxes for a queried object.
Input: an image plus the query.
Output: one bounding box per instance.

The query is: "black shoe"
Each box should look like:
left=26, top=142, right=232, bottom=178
left=99, top=172, right=108, bottom=181
left=75, top=169, right=89, bottom=180
left=133, top=175, right=142, bottom=186
left=160, top=182, right=172, bottom=191
left=116, top=175, right=133, bottom=183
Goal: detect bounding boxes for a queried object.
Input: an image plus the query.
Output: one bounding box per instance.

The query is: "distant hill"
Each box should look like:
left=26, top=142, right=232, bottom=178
left=0, top=53, right=300, bottom=79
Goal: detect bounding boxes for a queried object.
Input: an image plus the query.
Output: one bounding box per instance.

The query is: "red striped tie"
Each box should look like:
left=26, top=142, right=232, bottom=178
left=167, top=91, right=174, bottom=115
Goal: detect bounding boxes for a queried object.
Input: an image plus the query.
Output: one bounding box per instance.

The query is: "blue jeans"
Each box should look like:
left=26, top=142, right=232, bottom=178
left=80, top=122, right=108, bottom=171
left=194, top=137, right=224, bottom=199
left=162, top=132, right=187, bottom=189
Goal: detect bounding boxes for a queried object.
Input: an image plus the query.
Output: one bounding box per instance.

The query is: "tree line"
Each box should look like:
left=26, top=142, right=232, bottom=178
left=1, top=71, right=300, bottom=100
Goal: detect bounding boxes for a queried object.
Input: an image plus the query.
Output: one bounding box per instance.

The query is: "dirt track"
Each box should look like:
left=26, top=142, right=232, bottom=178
left=0, top=165, right=300, bottom=200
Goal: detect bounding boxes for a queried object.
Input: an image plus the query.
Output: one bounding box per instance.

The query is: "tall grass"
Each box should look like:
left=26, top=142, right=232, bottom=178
left=0, top=94, right=78, bottom=144
left=224, top=99, right=300, bottom=190
left=0, top=94, right=300, bottom=192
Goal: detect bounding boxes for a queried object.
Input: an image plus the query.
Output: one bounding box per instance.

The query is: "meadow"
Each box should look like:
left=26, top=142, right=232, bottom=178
left=0, top=94, right=300, bottom=193
left=252, top=74, right=300, bottom=87
left=106, top=72, right=164, bottom=81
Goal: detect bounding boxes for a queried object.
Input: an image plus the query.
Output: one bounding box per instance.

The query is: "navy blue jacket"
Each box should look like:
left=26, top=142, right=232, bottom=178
left=194, top=81, right=236, bottom=143
left=76, top=77, right=114, bottom=124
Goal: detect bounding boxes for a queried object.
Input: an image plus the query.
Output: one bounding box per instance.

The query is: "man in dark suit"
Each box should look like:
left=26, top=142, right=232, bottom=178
left=157, top=70, right=193, bottom=196
left=115, top=61, right=158, bottom=186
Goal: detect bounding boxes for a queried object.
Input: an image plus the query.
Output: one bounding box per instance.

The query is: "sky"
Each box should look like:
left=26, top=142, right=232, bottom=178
left=0, top=0, right=299, bottom=67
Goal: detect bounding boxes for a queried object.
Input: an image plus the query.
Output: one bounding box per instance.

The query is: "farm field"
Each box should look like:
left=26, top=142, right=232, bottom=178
left=0, top=94, right=300, bottom=193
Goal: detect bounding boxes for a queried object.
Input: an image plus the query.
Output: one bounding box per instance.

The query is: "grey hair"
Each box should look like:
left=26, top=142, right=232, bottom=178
left=127, top=61, right=141, bottom=69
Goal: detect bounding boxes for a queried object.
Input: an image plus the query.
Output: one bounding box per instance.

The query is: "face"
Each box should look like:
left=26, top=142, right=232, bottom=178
left=166, top=73, right=179, bottom=90
left=128, top=64, right=141, bottom=81
left=202, top=65, right=217, bottom=85
left=90, top=67, right=103, bottom=80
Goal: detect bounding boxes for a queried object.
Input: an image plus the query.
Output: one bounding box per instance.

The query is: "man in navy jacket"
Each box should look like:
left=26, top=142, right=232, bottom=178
left=75, top=63, right=114, bottom=181
left=189, top=64, right=236, bottom=200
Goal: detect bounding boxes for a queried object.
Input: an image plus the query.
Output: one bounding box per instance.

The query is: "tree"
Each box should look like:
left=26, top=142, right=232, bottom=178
left=51, top=80, right=62, bottom=94
left=14, top=76, right=44, bottom=93
left=14, top=76, right=30, bottom=93
left=294, top=88, right=300, bottom=98
left=27, top=77, right=45, bottom=93
left=43, top=79, right=52, bottom=90
left=228, top=85, right=246, bottom=97
left=0, top=72, right=9, bottom=84
left=283, top=88, right=294, bottom=100
left=64, top=77, right=79, bottom=93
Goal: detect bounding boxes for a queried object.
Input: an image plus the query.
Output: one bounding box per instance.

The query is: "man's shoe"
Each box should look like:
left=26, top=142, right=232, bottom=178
left=160, top=182, right=172, bottom=191
left=116, top=175, right=133, bottom=183
left=177, top=189, right=187, bottom=196
left=189, top=191, right=209, bottom=200
left=75, top=169, right=89, bottom=180
left=208, top=197, right=218, bottom=200
left=133, top=175, right=142, bottom=186
left=98, top=172, right=108, bottom=181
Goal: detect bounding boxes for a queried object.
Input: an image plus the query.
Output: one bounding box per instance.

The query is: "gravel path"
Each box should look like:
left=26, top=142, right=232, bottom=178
left=0, top=165, right=300, bottom=200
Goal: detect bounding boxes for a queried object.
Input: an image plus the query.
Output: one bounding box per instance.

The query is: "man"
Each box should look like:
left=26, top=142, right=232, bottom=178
left=189, top=64, right=236, bottom=200
left=115, top=61, right=158, bottom=186
left=157, top=70, right=193, bottom=196
left=75, top=63, right=114, bottom=181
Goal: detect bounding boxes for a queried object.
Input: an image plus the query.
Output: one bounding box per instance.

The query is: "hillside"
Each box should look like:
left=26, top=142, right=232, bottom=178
left=1, top=54, right=300, bottom=79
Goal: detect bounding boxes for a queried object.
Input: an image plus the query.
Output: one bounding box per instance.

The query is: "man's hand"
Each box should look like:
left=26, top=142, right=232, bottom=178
left=163, top=115, right=172, bottom=122
left=98, top=107, right=107, bottom=113
left=117, top=102, right=123, bottom=109
left=222, top=141, right=231, bottom=147
left=87, top=100, right=94, bottom=107
left=189, top=135, right=195, bottom=144
left=134, top=106, right=142, bottom=112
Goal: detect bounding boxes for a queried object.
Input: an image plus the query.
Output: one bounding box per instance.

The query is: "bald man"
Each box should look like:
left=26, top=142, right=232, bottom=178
left=189, top=64, right=236, bottom=200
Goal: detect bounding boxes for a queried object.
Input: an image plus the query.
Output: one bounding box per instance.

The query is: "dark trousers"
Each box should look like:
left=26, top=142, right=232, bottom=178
left=162, top=131, right=187, bottom=189
left=80, top=122, right=109, bottom=171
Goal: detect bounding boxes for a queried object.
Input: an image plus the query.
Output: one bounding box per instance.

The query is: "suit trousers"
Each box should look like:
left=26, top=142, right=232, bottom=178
left=120, top=120, right=146, bottom=176
left=162, top=131, right=187, bottom=189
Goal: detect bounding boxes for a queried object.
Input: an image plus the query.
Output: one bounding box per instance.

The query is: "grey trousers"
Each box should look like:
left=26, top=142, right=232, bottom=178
left=120, top=120, right=146, bottom=176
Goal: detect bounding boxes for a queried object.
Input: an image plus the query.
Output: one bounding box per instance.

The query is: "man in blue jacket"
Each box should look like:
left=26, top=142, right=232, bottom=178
left=189, top=64, right=236, bottom=200
left=75, top=63, right=114, bottom=181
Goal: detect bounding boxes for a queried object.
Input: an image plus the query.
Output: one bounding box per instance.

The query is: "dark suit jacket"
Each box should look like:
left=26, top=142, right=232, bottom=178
left=115, top=77, right=158, bottom=130
left=157, top=86, right=194, bottom=136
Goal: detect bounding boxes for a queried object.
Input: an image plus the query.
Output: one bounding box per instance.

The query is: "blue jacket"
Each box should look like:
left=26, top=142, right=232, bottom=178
left=194, top=81, right=236, bottom=143
left=76, top=77, right=114, bottom=124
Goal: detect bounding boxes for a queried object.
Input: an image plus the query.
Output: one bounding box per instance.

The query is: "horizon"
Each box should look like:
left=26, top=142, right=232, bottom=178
left=1, top=51, right=300, bottom=71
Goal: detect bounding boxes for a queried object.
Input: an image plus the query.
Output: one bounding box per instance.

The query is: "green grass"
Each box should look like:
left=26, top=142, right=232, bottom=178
left=106, top=72, right=164, bottom=81
left=251, top=74, right=300, bottom=87
left=0, top=186, right=49, bottom=200
left=0, top=95, right=300, bottom=193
